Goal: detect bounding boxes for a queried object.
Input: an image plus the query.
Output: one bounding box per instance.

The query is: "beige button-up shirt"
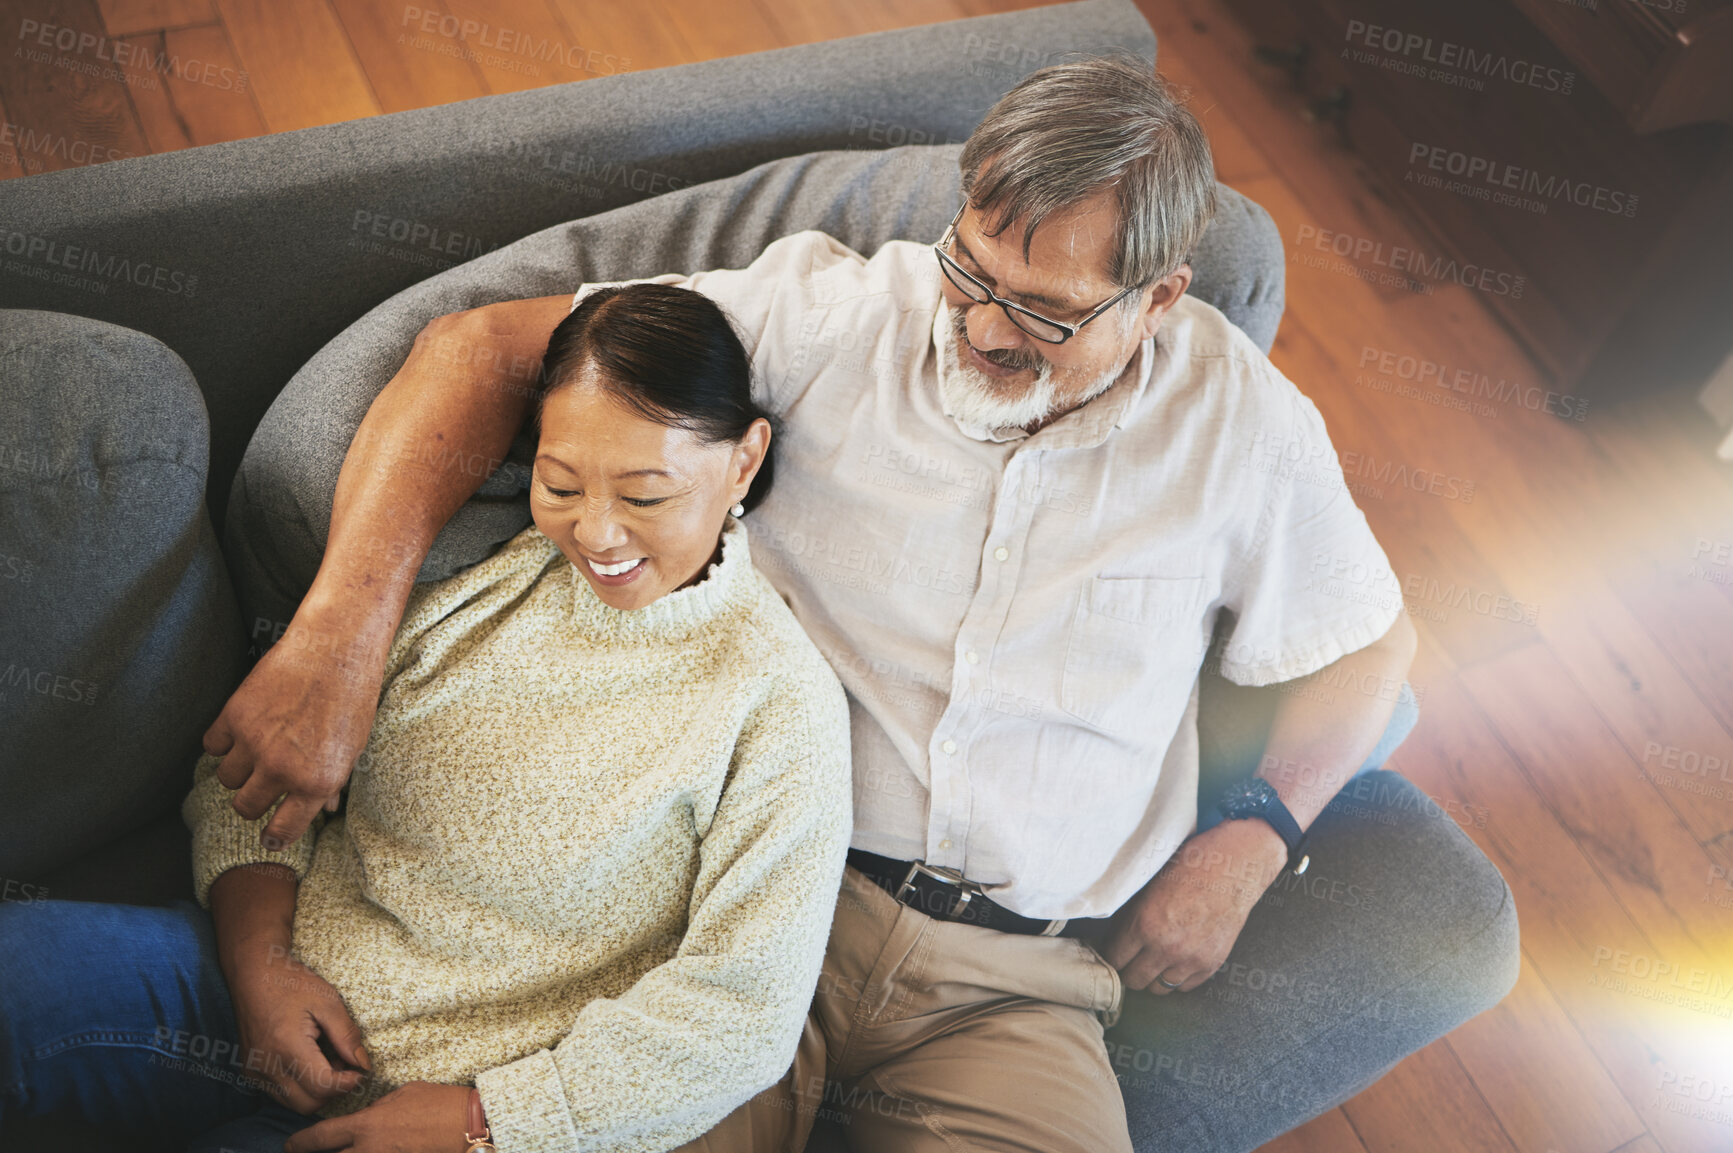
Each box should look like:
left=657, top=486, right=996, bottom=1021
left=574, top=231, right=1399, bottom=919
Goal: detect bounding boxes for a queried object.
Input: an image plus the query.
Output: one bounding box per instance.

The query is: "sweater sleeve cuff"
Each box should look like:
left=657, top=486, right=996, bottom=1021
left=475, top=1048, right=581, bottom=1153
left=184, top=755, right=319, bottom=907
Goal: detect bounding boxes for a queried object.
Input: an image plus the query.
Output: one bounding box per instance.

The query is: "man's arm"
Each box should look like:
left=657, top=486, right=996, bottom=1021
left=1102, top=610, right=1419, bottom=992
left=1250, top=608, right=1419, bottom=835
left=203, top=294, right=575, bottom=845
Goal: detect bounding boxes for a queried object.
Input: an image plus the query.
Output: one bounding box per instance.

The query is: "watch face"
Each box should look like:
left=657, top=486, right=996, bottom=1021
left=1219, top=778, right=1276, bottom=818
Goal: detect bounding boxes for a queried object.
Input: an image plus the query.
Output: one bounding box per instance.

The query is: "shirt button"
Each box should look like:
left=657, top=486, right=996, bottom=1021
left=993, top=546, right=1009, bottom=562
left=964, top=651, right=979, bottom=665
left=939, top=839, right=953, bottom=850
left=941, top=739, right=958, bottom=755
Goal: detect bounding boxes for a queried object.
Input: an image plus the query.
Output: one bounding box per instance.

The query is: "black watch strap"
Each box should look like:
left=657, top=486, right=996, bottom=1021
left=1217, top=779, right=1311, bottom=875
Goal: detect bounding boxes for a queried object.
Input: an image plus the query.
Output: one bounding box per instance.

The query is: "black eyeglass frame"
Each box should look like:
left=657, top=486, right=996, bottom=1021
left=933, top=204, right=1138, bottom=345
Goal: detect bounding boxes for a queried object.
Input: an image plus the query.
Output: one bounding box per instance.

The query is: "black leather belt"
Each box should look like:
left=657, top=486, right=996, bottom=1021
left=846, top=848, right=1114, bottom=940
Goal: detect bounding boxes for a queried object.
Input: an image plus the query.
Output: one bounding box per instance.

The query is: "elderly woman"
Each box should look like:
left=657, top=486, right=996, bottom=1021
left=0, top=283, right=852, bottom=1153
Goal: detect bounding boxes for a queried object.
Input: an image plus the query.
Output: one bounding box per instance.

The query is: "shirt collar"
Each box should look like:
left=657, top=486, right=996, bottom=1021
left=930, top=301, right=1157, bottom=450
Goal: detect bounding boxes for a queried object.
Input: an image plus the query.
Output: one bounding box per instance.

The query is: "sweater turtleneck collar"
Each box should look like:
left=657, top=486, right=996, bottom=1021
left=565, top=515, right=756, bottom=641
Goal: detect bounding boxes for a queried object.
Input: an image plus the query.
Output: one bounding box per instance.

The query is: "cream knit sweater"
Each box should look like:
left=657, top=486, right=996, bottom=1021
left=184, top=518, right=852, bottom=1153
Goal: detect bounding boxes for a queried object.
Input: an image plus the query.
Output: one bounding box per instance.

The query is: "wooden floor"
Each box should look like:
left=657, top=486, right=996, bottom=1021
left=6, top=0, right=1733, bottom=1151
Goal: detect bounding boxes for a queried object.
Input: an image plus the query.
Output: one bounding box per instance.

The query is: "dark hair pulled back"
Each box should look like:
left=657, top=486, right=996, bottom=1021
left=537, top=282, right=776, bottom=513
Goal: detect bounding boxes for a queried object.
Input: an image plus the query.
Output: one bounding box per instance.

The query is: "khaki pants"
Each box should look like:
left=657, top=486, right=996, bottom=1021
left=682, top=865, right=1132, bottom=1152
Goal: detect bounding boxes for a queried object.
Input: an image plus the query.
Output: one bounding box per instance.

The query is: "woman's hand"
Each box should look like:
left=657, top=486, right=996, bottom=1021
left=204, top=602, right=389, bottom=846
left=227, top=931, right=372, bottom=1112
left=284, top=1082, right=474, bottom=1153
left=210, top=865, right=370, bottom=1113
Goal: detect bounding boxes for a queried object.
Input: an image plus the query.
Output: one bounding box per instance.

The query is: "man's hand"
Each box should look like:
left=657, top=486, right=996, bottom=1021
left=204, top=299, right=568, bottom=848
left=1102, top=818, right=1288, bottom=994
left=1108, top=612, right=1420, bottom=992
left=204, top=605, right=387, bottom=846
left=285, top=1082, right=473, bottom=1153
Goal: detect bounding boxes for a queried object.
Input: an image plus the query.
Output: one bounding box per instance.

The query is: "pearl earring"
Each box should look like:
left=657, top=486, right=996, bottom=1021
left=730, top=502, right=745, bottom=518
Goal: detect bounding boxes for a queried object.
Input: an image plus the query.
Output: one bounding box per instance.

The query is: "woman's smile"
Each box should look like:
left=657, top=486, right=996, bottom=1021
left=583, top=555, right=648, bottom=583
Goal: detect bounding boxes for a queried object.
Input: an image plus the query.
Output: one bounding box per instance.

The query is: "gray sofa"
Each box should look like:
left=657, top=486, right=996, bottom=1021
left=0, top=2, right=1517, bottom=1150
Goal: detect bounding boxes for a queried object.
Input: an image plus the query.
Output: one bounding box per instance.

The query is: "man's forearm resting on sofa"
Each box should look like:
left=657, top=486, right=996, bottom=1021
left=205, top=296, right=572, bottom=844
left=1103, top=611, right=1419, bottom=992
left=1197, top=610, right=1421, bottom=889
left=1256, top=610, right=1420, bottom=833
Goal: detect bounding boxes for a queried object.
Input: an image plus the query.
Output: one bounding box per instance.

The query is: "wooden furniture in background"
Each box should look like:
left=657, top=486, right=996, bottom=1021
left=1220, top=0, right=1733, bottom=405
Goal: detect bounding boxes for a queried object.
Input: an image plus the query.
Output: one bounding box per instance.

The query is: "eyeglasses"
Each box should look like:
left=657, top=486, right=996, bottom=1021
left=933, top=204, right=1136, bottom=345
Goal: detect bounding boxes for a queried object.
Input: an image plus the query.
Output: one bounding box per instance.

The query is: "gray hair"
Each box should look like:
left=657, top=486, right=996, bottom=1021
left=959, top=54, right=1218, bottom=292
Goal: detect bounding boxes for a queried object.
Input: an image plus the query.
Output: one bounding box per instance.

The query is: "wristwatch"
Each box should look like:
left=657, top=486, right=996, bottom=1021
left=465, top=1087, right=497, bottom=1153
left=1216, top=777, right=1310, bottom=875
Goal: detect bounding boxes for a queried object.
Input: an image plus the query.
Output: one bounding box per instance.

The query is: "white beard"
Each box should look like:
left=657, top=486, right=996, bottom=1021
left=938, top=305, right=1124, bottom=437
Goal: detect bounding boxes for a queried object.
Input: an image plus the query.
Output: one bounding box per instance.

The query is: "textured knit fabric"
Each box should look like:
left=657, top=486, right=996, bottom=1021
left=183, top=516, right=854, bottom=1153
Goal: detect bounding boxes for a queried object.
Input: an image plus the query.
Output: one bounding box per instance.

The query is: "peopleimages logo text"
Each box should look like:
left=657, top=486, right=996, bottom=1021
left=1294, top=225, right=1524, bottom=298
left=0, top=229, right=196, bottom=297
left=1356, top=346, right=1588, bottom=421
left=1407, top=143, right=1638, bottom=218
left=1343, top=20, right=1574, bottom=93
left=17, top=18, right=248, bottom=91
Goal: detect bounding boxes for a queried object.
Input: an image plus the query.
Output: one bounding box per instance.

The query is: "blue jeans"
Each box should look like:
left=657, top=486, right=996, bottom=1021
left=0, top=898, right=317, bottom=1152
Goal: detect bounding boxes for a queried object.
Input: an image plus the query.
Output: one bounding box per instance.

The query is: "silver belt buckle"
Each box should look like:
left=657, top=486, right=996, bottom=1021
left=897, top=860, right=983, bottom=919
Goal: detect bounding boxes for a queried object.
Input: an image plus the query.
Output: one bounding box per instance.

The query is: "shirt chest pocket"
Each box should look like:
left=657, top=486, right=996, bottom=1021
left=1060, top=575, right=1210, bottom=736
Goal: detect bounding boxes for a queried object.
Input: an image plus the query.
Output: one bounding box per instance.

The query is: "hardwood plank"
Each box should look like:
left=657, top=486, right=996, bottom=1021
left=747, top=0, right=886, bottom=46
left=1535, top=576, right=1733, bottom=855
left=116, top=25, right=263, bottom=152
left=95, top=0, right=214, bottom=36
left=646, top=0, right=791, bottom=63
left=845, top=0, right=973, bottom=32
left=543, top=0, right=695, bottom=73
left=1231, top=253, right=1563, bottom=663
left=212, top=0, right=379, bottom=131
left=1340, top=1041, right=1518, bottom=1153
left=330, top=0, right=489, bottom=113
left=1252, top=1107, right=1370, bottom=1153
left=1177, top=155, right=1615, bottom=618
left=434, top=0, right=618, bottom=93
left=1393, top=634, right=1733, bottom=1153
left=1265, top=307, right=1549, bottom=672
left=1586, top=389, right=1733, bottom=743
left=1612, top=1138, right=1662, bottom=1153
left=0, top=91, right=29, bottom=181
left=1137, top=38, right=1271, bottom=186
left=0, top=0, right=150, bottom=175
left=951, top=0, right=1057, bottom=14
left=113, top=29, right=189, bottom=150
left=1609, top=554, right=1733, bottom=742
left=1459, top=640, right=1732, bottom=972
left=1447, top=952, right=1646, bottom=1153
left=1587, top=389, right=1733, bottom=563
left=1151, top=60, right=1668, bottom=725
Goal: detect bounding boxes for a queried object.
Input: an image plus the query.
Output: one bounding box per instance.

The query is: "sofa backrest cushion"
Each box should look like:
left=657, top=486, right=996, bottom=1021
left=224, top=145, right=1283, bottom=637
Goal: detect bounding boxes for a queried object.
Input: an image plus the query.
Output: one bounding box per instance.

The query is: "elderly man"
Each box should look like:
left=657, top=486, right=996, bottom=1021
left=208, top=56, right=1513, bottom=1152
